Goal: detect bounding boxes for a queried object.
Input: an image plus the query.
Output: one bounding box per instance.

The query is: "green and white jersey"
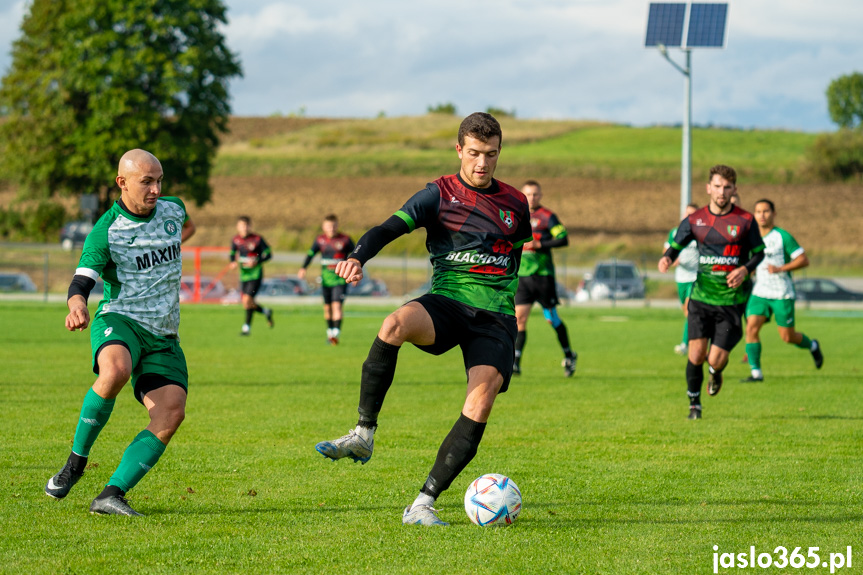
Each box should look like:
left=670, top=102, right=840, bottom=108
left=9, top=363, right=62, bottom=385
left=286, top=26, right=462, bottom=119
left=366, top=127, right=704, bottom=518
left=751, top=227, right=803, bottom=300
left=76, top=197, right=187, bottom=337
left=665, top=227, right=698, bottom=284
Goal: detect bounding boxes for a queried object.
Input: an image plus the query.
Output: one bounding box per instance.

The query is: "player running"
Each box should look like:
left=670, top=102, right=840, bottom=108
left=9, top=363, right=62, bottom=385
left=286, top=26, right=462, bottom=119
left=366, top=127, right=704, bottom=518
left=664, top=203, right=700, bottom=356
left=45, top=149, right=195, bottom=515
left=314, top=113, right=531, bottom=526
left=659, top=165, right=765, bottom=420
left=229, top=216, right=273, bottom=336
left=512, top=180, right=577, bottom=377
left=741, top=199, right=823, bottom=382
left=298, top=214, right=356, bottom=345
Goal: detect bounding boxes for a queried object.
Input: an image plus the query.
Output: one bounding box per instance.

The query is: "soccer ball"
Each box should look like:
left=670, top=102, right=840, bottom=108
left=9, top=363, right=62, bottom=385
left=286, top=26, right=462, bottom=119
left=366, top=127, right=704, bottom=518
left=464, top=473, right=522, bottom=526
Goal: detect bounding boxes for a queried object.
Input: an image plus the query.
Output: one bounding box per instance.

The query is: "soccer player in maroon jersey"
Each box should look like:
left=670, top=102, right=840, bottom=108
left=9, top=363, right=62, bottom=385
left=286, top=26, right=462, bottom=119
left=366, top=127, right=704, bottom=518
left=229, top=216, right=273, bottom=335
left=298, top=214, right=356, bottom=344
left=314, top=113, right=532, bottom=526
left=659, top=165, right=765, bottom=419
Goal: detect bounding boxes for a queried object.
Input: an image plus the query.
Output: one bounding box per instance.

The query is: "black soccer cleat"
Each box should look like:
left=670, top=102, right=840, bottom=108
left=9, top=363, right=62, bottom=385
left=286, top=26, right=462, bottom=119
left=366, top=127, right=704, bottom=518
left=45, top=461, right=84, bottom=500
left=265, top=308, right=274, bottom=328
left=810, top=340, right=823, bottom=369
left=562, top=353, right=577, bottom=377
left=707, top=370, right=723, bottom=396
left=739, top=375, right=764, bottom=383
left=688, top=406, right=702, bottom=420
left=89, top=494, right=142, bottom=516
left=512, top=362, right=521, bottom=376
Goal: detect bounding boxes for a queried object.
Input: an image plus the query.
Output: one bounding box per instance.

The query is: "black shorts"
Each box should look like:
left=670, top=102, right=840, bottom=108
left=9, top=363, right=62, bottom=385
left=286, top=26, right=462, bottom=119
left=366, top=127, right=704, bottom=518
left=515, top=275, right=559, bottom=308
left=687, top=298, right=746, bottom=351
left=411, top=293, right=517, bottom=393
left=241, top=277, right=262, bottom=297
left=322, top=284, right=347, bottom=305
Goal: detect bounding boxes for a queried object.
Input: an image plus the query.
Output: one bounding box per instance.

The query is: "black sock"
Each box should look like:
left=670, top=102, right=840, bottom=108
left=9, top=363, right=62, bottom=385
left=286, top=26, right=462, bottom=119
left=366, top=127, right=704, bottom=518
left=421, top=413, right=487, bottom=497
left=327, top=319, right=335, bottom=329
left=356, top=337, right=400, bottom=428
left=245, top=308, right=253, bottom=325
left=95, top=484, right=125, bottom=501
left=686, top=360, right=703, bottom=406
left=554, top=323, right=572, bottom=354
left=334, top=319, right=342, bottom=330
left=514, top=331, right=526, bottom=365
left=69, top=452, right=87, bottom=476
left=254, top=304, right=264, bottom=314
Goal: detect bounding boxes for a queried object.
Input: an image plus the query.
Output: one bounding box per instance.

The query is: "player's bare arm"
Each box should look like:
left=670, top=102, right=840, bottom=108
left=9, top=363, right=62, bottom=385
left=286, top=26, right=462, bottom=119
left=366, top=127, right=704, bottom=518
left=65, top=294, right=90, bottom=332
left=335, top=258, right=363, bottom=284
left=658, top=255, right=673, bottom=274
left=768, top=253, right=809, bottom=274
left=181, top=218, right=196, bottom=243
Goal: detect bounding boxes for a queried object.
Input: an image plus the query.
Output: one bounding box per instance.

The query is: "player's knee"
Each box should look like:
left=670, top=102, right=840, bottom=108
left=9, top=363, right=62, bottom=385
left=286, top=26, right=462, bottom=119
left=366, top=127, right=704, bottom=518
left=780, top=330, right=795, bottom=344
left=99, top=360, right=132, bottom=385
left=379, top=313, right=410, bottom=344
left=156, top=404, right=185, bottom=433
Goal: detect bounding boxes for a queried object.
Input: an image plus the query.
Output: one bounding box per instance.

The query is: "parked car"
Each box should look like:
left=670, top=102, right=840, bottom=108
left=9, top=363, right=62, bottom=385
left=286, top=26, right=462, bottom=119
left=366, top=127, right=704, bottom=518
left=60, top=221, right=94, bottom=250
left=0, top=272, right=37, bottom=292
left=578, top=260, right=646, bottom=300
left=179, top=276, right=228, bottom=302
left=259, top=275, right=310, bottom=297
left=794, top=278, right=863, bottom=302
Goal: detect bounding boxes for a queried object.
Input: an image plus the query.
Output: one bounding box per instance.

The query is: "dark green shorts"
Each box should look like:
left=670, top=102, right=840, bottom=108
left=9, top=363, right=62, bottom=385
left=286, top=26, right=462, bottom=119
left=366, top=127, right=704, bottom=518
left=90, top=313, right=188, bottom=399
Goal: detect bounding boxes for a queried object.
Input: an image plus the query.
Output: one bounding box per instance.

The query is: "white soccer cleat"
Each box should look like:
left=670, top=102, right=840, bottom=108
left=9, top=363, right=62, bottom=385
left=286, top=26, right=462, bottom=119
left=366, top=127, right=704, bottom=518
left=402, top=504, right=449, bottom=526
left=674, top=343, right=688, bottom=356
left=315, top=429, right=373, bottom=464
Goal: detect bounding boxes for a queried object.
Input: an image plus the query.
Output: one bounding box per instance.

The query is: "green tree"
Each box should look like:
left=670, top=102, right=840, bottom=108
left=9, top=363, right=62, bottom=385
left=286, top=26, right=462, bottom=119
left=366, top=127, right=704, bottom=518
left=427, top=102, right=457, bottom=115
left=826, top=72, right=863, bottom=129
left=0, top=0, right=242, bottom=210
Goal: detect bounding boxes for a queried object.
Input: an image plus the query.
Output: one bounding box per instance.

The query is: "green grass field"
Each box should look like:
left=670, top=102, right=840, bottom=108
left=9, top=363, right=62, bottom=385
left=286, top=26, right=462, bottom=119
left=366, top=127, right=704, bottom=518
left=1, top=302, right=861, bottom=574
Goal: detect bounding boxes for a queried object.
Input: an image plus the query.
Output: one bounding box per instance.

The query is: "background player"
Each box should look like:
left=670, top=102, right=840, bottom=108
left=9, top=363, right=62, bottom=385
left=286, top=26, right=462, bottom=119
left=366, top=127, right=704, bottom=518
left=298, top=214, right=355, bottom=345
left=229, top=216, right=273, bottom=336
left=45, top=149, right=195, bottom=516
left=314, top=112, right=531, bottom=526
left=513, top=180, right=577, bottom=377
left=659, top=165, right=765, bottom=419
left=742, top=199, right=823, bottom=382
left=664, top=202, right=700, bottom=356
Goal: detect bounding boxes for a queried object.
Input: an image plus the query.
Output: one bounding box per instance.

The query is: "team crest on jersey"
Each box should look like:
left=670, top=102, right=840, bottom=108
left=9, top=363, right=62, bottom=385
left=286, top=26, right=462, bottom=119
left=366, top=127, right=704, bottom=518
left=499, top=210, right=514, bottom=228
left=727, top=225, right=739, bottom=237
left=164, top=219, right=179, bottom=236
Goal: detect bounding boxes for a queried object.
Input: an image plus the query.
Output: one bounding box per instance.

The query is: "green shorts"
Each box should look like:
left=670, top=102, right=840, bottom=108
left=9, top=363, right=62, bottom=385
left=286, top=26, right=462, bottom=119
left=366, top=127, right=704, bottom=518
left=677, top=281, right=694, bottom=305
left=745, top=295, right=796, bottom=328
left=90, top=313, right=188, bottom=401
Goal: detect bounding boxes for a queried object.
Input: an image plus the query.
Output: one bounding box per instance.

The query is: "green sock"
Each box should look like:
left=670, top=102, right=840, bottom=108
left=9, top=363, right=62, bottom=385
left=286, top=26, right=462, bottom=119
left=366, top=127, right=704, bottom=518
left=107, top=430, right=166, bottom=492
left=746, top=342, right=762, bottom=370
left=681, top=321, right=689, bottom=345
left=796, top=334, right=812, bottom=350
left=71, top=388, right=116, bottom=457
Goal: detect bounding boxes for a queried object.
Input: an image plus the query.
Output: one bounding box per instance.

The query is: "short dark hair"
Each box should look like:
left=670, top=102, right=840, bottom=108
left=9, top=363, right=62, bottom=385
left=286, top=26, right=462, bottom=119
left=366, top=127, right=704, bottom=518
left=523, top=179, right=541, bottom=190
left=323, top=213, right=338, bottom=223
left=686, top=202, right=699, bottom=210
left=458, top=112, right=502, bottom=147
left=754, top=199, right=775, bottom=212
left=709, top=164, right=737, bottom=185
left=238, top=216, right=251, bottom=224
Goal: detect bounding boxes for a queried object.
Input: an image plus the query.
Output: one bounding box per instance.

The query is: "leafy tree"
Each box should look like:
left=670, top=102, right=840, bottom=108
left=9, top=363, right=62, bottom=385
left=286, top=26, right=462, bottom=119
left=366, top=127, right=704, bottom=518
left=486, top=106, right=516, bottom=119
left=427, top=102, right=457, bottom=115
left=826, top=72, right=863, bottom=129
left=0, top=0, right=242, bottom=210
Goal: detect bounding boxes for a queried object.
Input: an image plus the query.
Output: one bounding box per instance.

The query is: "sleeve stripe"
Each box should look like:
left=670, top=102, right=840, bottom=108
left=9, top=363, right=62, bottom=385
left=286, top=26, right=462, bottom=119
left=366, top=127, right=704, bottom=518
left=751, top=244, right=765, bottom=253
left=394, top=210, right=416, bottom=232
left=513, top=238, right=529, bottom=249
left=550, top=224, right=567, bottom=238
left=75, top=268, right=100, bottom=281
left=790, top=247, right=805, bottom=260
left=670, top=240, right=684, bottom=250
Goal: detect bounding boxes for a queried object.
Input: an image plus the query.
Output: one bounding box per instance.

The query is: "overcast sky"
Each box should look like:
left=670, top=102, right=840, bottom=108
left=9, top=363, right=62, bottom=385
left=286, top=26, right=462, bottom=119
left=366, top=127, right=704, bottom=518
left=1, top=0, right=860, bottom=132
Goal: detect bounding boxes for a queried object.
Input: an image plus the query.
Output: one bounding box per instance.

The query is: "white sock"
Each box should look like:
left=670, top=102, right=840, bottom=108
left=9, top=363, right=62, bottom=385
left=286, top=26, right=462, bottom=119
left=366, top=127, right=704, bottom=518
left=751, top=369, right=763, bottom=379
left=242, top=324, right=250, bottom=333
left=411, top=492, right=435, bottom=510
left=326, top=328, right=333, bottom=338
left=333, top=327, right=340, bottom=337
left=354, top=425, right=375, bottom=443
left=810, top=340, right=818, bottom=351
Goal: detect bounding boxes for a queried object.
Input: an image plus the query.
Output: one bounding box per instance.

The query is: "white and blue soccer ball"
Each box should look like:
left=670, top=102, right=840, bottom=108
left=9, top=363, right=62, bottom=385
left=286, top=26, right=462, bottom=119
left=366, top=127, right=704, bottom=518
left=464, top=473, right=522, bottom=526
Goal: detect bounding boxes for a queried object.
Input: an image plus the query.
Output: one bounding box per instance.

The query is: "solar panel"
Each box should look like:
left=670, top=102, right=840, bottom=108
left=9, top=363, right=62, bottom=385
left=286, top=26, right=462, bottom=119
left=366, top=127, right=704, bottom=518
left=645, top=3, right=686, bottom=47
left=686, top=3, right=728, bottom=47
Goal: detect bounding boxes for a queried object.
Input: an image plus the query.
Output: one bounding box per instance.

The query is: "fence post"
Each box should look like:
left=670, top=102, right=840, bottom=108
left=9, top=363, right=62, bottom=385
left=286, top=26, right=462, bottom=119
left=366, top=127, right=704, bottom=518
left=43, top=251, right=50, bottom=303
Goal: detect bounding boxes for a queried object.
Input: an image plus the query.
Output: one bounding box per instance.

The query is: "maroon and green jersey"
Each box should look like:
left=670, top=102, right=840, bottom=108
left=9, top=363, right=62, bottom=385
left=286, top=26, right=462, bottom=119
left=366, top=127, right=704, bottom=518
left=304, top=232, right=356, bottom=287
left=518, top=206, right=567, bottom=277
left=230, top=233, right=271, bottom=282
left=669, top=205, right=765, bottom=306
left=395, top=174, right=532, bottom=315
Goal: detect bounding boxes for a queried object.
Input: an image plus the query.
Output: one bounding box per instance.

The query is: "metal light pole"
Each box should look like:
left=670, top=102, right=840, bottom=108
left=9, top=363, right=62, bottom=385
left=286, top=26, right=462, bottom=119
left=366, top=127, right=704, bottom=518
left=658, top=44, right=692, bottom=219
